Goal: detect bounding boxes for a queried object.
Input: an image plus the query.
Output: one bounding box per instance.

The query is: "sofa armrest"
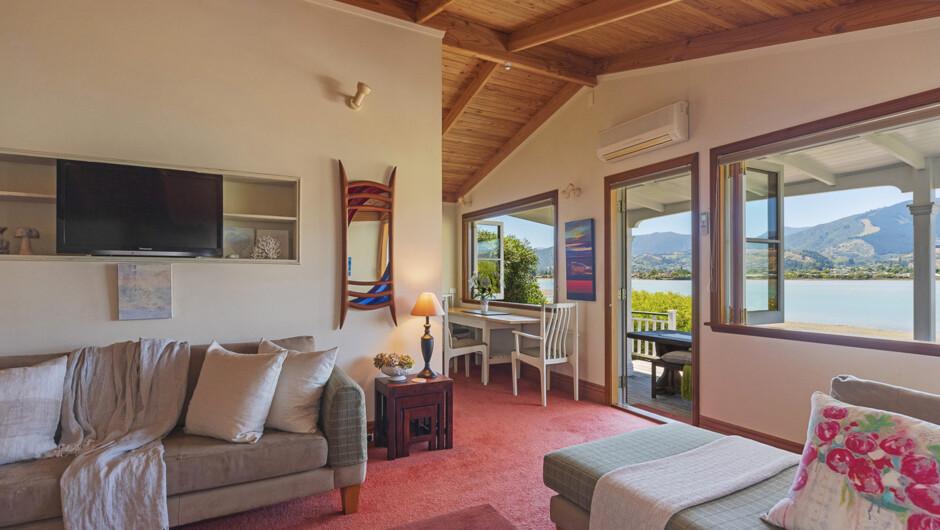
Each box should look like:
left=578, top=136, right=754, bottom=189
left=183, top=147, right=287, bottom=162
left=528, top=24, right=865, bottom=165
left=320, top=366, right=367, bottom=468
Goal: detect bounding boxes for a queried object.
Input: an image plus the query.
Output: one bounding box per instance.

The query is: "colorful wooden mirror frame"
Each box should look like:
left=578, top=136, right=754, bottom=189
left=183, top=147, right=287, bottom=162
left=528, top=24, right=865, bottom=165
left=339, top=160, right=397, bottom=329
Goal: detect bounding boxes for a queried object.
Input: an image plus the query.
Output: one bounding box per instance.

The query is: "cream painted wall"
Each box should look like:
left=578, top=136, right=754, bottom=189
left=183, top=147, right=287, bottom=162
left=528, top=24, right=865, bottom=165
left=442, top=203, right=460, bottom=303
left=458, top=19, right=940, bottom=442
left=0, top=0, right=443, bottom=420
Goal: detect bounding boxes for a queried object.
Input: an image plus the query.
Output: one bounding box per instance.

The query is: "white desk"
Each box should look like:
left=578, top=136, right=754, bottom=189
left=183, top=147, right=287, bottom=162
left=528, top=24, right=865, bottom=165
left=447, top=308, right=539, bottom=385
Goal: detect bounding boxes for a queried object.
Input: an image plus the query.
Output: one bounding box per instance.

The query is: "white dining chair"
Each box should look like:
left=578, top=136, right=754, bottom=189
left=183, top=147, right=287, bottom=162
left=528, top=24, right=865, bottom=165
left=442, top=296, right=488, bottom=381
left=511, top=303, right=579, bottom=406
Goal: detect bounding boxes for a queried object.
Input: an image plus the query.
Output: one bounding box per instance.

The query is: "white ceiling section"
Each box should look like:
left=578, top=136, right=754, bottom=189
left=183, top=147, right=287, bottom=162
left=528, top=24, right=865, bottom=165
left=759, top=117, right=940, bottom=191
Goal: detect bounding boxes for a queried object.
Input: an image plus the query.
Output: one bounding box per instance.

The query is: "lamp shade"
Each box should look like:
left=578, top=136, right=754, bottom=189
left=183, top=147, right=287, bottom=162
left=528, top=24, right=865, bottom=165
left=410, top=292, right=444, bottom=317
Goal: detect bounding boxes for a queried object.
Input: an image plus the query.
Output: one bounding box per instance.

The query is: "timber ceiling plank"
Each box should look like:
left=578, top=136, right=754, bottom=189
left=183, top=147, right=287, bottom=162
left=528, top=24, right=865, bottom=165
left=456, top=83, right=582, bottom=198
left=444, top=62, right=499, bottom=135
left=507, top=0, right=681, bottom=52
left=444, top=0, right=592, bottom=33
left=595, top=0, right=940, bottom=75
left=442, top=51, right=487, bottom=112
left=415, top=0, right=458, bottom=23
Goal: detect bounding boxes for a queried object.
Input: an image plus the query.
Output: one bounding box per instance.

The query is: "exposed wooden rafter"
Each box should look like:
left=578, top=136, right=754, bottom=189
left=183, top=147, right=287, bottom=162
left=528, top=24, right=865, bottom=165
left=415, top=0, right=457, bottom=23
left=430, top=13, right=597, bottom=86
left=456, top=83, right=582, bottom=199
left=507, top=0, right=679, bottom=52
left=595, top=0, right=940, bottom=75
left=335, top=1, right=597, bottom=86
left=443, top=62, right=498, bottom=135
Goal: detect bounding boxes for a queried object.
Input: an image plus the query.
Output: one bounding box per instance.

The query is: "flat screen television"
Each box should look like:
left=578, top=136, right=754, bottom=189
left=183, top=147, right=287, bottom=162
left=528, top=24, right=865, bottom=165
left=56, top=159, right=223, bottom=257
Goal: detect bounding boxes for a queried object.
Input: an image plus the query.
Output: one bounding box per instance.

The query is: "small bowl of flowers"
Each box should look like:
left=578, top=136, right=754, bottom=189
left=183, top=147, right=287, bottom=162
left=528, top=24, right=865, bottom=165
left=373, top=353, right=415, bottom=382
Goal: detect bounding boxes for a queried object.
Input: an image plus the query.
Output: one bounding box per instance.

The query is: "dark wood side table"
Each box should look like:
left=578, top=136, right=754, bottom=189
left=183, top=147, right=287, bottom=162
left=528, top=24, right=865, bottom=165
left=374, top=375, right=453, bottom=460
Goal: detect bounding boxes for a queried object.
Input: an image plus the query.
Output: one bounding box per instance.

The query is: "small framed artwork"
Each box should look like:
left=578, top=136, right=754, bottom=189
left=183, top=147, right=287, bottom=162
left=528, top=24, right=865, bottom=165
left=118, top=263, right=172, bottom=320
left=223, top=227, right=255, bottom=258
left=565, top=219, right=596, bottom=301
left=256, top=229, right=290, bottom=259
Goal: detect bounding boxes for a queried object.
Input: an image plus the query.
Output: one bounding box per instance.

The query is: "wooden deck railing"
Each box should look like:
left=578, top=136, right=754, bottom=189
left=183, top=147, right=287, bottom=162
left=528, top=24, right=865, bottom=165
left=630, top=310, right=677, bottom=358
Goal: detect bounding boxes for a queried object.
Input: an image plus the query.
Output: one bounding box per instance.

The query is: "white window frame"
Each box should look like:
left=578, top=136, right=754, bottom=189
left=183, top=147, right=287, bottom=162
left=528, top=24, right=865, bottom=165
left=470, top=220, right=505, bottom=300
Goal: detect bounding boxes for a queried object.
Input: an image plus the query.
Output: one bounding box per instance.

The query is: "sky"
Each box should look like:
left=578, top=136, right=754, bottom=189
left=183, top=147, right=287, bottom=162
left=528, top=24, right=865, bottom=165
left=481, top=186, right=916, bottom=244
left=631, top=186, right=914, bottom=236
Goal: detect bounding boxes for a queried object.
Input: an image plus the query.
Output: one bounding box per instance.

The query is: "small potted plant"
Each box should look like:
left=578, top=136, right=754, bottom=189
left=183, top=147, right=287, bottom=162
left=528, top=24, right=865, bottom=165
left=470, top=273, right=496, bottom=313
left=373, top=353, right=415, bottom=382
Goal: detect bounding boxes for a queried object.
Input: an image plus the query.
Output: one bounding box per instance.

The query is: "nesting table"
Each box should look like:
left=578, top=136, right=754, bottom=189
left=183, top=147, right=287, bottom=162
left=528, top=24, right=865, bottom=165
left=374, top=375, right=453, bottom=460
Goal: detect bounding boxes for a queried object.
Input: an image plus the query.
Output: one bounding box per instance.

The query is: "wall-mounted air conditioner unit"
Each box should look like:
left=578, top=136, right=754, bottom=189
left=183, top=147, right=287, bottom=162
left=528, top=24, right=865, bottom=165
left=597, top=102, right=689, bottom=163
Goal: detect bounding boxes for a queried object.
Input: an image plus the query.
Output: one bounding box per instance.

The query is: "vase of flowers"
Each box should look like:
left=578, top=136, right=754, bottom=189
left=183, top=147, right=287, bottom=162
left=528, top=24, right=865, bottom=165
left=373, top=353, right=415, bottom=382
left=470, top=273, right=495, bottom=313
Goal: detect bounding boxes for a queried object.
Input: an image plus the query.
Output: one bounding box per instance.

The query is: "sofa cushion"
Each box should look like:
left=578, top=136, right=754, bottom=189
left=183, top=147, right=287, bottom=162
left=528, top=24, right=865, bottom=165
left=0, top=356, right=68, bottom=466
left=259, top=339, right=338, bottom=434
left=0, top=455, right=75, bottom=526
left=163, top=428, right=328, bottom=495
left=184, top=342, right=286, bottom=443
left=180, top=336, right=317, bottom=426
left=830, top=374, right=940, bottom=425
left=544, top=422, right=723, bottom=512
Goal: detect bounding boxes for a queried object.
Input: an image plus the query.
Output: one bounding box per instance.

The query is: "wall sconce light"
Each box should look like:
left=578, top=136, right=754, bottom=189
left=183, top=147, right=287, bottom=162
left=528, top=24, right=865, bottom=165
left=561, top=183, right=581, bottom=199
left=348, top=82, right=371, bottom=110
left=458, top=196, right=472, bottom=207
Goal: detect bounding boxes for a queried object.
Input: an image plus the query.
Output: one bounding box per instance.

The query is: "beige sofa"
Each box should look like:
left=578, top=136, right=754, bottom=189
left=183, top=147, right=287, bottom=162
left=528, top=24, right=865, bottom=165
left=0, top=337, right=368, bottom=529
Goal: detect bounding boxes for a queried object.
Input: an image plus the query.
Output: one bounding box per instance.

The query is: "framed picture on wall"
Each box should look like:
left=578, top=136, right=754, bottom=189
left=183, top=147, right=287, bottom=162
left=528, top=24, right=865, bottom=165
left=565, top=219, right=596, bottom=301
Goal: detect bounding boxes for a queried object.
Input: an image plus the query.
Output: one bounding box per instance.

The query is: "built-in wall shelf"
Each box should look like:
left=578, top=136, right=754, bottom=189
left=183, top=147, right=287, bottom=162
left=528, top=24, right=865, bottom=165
left=222, top=213, right=297, bottom=223
left=0, top=254, right=299, bottom=265
left=0, top=191, right=57, bottom=203
left=0, top=148, right=301, bottom=263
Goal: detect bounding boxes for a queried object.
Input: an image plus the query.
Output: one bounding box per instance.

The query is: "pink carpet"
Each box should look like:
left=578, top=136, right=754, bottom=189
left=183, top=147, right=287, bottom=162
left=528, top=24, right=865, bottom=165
left=180, top=364, right=655, bottom=530
left=388, top=504, right=516, bottom=529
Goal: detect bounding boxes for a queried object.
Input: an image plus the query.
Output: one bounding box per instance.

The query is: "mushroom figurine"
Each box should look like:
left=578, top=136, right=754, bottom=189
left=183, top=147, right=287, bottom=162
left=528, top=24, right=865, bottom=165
left=0, top=227, right=8, bottom=255
left=14, top=227, right=39, bottom=255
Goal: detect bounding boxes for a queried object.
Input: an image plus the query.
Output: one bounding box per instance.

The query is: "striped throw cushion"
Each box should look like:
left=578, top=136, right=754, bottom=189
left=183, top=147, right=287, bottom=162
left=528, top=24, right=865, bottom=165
left=0, top=356, right=68, bottom=465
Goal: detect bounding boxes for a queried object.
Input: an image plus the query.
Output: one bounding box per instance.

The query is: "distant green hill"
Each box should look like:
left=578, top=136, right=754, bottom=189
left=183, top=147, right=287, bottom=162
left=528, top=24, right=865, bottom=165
left=785, top=201, right=931, bottom=261
left=535, top=246, right=554, bottom=275
left=631, top=231, right=692, bottom=255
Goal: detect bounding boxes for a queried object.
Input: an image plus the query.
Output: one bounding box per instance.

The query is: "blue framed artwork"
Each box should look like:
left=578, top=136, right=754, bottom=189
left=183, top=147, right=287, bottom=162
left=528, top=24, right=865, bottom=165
left=565, top=219, right=595, bottom=301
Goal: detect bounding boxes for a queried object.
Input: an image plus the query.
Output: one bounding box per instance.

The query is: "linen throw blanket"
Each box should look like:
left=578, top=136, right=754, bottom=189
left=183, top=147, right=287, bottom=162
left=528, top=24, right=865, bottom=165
left=55, top=339, right=190, bottom=530
left=589, top=436, right=800, bottom=530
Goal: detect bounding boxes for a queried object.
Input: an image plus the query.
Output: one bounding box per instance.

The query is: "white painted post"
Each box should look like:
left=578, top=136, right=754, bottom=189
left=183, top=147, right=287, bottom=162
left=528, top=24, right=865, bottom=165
left=909, top=158, right=937, bottom=342
left=625, top=226, right=635, bottom=376
left=667, top=310, right=677, bottom=331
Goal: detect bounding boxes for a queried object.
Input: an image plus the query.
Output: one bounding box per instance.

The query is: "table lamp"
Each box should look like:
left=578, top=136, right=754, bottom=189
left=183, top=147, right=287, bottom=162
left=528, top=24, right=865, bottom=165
left=411, top=292, right=445, bottom=379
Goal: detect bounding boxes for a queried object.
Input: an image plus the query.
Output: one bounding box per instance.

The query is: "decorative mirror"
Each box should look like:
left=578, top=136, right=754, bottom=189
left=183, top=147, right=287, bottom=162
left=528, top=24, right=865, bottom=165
left=339, top=160, right=397, bottom=328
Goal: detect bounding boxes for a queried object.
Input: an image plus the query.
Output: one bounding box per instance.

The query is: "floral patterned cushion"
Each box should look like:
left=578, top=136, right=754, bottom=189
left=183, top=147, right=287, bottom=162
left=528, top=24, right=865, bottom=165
left=763, top=392, right=940, bottom=529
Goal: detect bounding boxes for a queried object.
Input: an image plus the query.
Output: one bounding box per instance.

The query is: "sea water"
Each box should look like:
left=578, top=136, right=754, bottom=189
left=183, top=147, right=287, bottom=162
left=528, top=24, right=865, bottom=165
left=631, top=279, right=931, bottom=332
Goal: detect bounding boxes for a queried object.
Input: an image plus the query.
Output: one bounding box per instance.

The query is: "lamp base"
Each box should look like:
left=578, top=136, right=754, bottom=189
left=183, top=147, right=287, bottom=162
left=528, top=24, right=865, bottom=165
left=419, top=320, right=439, bottom=378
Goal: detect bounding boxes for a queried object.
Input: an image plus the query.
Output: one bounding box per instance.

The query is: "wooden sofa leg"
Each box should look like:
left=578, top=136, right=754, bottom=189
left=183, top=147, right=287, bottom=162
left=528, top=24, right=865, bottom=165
left=341, top=485, right=361, bottom=515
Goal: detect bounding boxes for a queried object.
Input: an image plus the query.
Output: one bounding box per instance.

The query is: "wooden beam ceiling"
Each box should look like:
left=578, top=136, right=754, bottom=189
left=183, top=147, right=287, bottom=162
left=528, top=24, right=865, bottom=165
left=456, top=83, right=583, bottom=198
left=507, top=0, right=681, bottom=52
left=595, top=0, right=940, bottom=75
left=334, top=0, right=940, bottom=202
